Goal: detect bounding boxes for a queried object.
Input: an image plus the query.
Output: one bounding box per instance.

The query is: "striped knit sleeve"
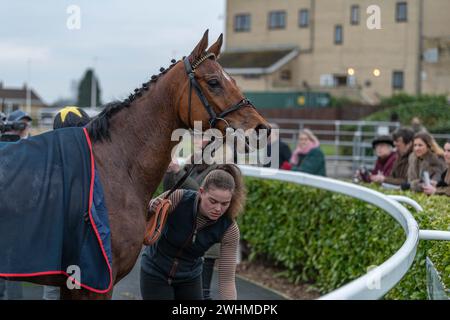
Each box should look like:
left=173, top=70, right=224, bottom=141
left=148, top=189, right=184, bottom=215
left=218, top=221, right=240, bottom=300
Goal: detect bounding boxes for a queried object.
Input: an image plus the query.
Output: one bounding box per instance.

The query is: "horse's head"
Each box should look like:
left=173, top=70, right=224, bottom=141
left=177, top=30, right=271, bottom=143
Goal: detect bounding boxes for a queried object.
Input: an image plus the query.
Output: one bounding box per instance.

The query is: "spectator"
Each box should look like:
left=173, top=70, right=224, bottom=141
left=0, top=111, right=31, bottom=299
left=371, top=128, right=414, bottom=185
left=411, top=117, right=427, bottom=134
left=406, top=132, right=446, bottom=192
left=1, top=110, right=32, bottom=141
left=356, top=135, right=397, bottom=183
left=423, top=140, right=450, bottom=197
left=290, top=129, right=326, bottom=176
left=264, top=123, right=292, bottom=169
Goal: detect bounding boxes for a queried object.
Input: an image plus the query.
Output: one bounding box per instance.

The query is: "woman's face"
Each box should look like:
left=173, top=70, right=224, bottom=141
left=298, top=134, right=310, bottom=149
left=444, top=143, right=450, bottom=165
left=199, top=187, right=233, bottom=220
left=413, top=138, right=429, bottom=158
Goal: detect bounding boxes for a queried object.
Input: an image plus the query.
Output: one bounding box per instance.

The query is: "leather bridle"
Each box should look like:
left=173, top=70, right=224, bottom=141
left=183, top=53, right=256, bottom=129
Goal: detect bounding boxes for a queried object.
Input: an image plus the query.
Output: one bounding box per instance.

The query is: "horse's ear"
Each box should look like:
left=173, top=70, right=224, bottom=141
left=207, top=33, right=223, bottom=58
left=190, top=29, right=209, bottom=61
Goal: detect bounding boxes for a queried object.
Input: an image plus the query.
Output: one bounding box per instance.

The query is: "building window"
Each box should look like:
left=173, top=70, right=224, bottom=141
left=280, top=70, right=292, bottom=81
left=334, top=75, right=348, bottom=87
left=392, top=71, right=404, bottom=89
left=268, top=11, right=286, bottom=30
left=234, top=14, right=251, bottom=32
left=334, top=25, right=343, bottom=45
left=350, top=5, right=360, bottom=25
left=320, top=74, right=334, bottom=87
left=396, top=2, right=408, bottom=22
left=299, top=9, right=309, bottom=28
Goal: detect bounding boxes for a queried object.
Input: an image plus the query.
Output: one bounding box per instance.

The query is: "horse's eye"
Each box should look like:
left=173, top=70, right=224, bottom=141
left=207, top=79, right=221, bottom=88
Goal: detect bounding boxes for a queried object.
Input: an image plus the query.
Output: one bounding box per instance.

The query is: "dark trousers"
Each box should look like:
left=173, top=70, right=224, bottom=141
left=140, top=269, right=203, bottom=300
left=0, top=279, right=23, bottom=300
left=202, top=258, right=216, bottom=300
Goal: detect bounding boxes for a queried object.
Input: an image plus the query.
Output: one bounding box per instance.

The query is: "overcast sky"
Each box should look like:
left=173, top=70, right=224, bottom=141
left=0, top=0, right=226, bottom=104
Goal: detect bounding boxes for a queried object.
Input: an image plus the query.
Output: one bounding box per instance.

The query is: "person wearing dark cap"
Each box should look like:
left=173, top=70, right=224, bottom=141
left=0, top=109, right=32, bottom=298
left=371, top=128, right=414, bottom=186
left=53, top=106, right=91, bottom=130
left=356, top=135, right=397, bottom=183
left=2, top=109, right=33, bottom=141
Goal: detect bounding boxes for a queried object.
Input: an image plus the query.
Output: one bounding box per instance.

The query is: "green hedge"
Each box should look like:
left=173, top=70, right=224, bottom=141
left=365, top=94, right=450, bottom=135
left=239, top=177, right=450, bottom=299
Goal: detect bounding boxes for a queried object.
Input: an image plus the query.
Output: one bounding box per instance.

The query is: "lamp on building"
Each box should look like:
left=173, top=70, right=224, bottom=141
left=347, top=68, right=355, bottom=76
left=373, top=69, right=381, bottom=77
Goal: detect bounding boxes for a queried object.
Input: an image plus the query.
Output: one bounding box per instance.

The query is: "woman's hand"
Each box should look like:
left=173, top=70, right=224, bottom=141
left=422, top=184, right=436, bottom=195
left=370, top=174, right=385, bottom=183
left=148, top=198, right=163, bottom=214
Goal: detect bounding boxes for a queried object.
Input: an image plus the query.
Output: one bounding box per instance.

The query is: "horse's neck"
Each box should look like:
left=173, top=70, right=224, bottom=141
left=93, top=82, right=183, bottom=206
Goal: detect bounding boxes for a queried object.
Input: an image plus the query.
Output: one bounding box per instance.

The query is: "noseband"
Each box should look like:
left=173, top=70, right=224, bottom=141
left=183, top=53, right=255, bottom=129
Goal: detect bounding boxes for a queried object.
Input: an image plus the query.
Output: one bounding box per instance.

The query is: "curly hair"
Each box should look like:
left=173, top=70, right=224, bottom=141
left=201, top=164, right=246, bottom=220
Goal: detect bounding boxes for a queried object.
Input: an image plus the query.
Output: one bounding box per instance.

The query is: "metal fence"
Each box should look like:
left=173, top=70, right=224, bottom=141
left=269, top=118, right=450, bottom=178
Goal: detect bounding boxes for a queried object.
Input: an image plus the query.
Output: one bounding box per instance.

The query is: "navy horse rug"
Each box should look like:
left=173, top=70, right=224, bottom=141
left=0, top=127, right=112, bottom=293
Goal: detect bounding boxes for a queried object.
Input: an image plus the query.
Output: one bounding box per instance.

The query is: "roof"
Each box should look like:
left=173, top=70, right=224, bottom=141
left=0, top=85, right=46, bottom=105
left=219, top=48, right=299, bottom=75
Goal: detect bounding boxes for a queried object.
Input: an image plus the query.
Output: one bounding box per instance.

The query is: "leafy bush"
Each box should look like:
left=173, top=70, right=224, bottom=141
left=379, top=93, right=439, bottom=107
left=366, top=94, right=450, bottom=133
left=239, top=177, right=450, bottom=299
left=329, top=96, right=357, bottom=108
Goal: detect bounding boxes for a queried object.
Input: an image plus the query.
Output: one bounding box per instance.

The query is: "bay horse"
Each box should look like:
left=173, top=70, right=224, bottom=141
left=7, top=30, right=270, bottom=299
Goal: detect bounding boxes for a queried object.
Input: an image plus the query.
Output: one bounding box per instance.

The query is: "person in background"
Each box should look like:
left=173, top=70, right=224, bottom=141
left=356, top=135, right=397, bottom=183
left=411, top=117, right=427, bottom=134
left=40, top=106, right=91, bottom=300
left=406, top=132, right=446, bottom=192
left=264, top=123, right=291, bottom=170
left=1, top=110, right=32, bottom=142
left=0, top=111, right=32, bottom=299
left=423, top=140, right=450, bottom=197
left=371, top=129, right=414, bottom=185
left=289, top=129, right=326, bottom=176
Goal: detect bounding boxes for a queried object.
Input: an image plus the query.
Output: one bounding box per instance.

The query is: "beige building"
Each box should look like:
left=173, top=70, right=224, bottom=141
left=0, top=82, right=48, bottom=123
left=220, top=0, right=450, bottom=104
